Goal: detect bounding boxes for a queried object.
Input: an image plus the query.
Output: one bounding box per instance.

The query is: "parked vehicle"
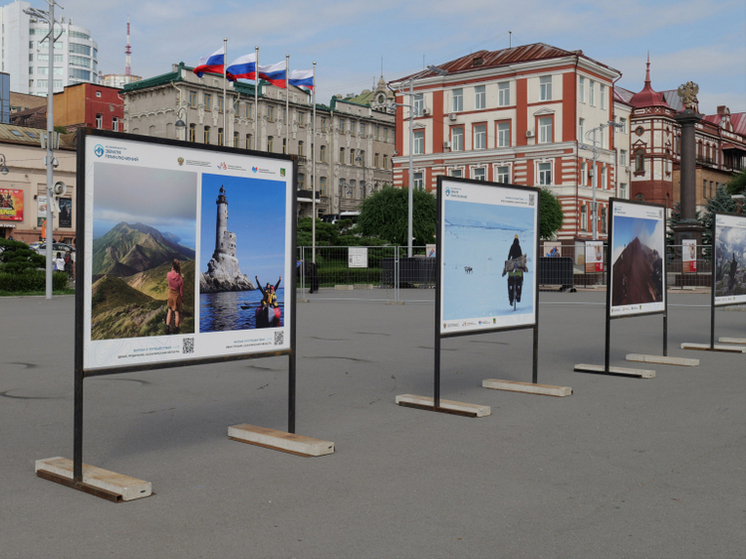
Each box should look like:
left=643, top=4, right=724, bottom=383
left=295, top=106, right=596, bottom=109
left=34, top=242, right=75, bottom=255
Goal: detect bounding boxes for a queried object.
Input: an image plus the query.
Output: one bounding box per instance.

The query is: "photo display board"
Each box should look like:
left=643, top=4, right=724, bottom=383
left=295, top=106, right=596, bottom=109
left=80, top=131, right=294, bottom=373
left=439, top=178, right=539, bottom=335
left=713, top=213, right=746, bottom=306
left=585, top=240, right=604, bottom=273
left=682, top=239, right=697, bottom=273
left=609, top=199, right=666, bottom=318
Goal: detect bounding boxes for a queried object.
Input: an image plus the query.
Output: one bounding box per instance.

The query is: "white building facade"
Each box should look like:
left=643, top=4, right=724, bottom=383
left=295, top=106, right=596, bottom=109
left=0, top=0, right=98, bottom=96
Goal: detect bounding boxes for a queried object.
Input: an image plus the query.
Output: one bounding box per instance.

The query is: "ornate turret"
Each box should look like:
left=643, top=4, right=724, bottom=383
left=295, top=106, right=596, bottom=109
left=629, top=55, right=670, bottom=109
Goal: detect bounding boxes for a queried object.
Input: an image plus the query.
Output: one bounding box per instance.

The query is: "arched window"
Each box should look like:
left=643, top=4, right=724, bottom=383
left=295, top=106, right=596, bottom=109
left=634, top=149, right=645, bottom=173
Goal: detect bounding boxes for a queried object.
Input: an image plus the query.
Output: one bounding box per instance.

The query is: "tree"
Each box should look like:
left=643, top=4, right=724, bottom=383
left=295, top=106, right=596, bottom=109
left=725, top=169, right=746, bottom=197
left=700, top=185, right=742, bottom=246
left=0, top=239, right=45, bottom=274
left=356, top=187, right=437, bottom=246
left=538, top=188, right=563, bottom=239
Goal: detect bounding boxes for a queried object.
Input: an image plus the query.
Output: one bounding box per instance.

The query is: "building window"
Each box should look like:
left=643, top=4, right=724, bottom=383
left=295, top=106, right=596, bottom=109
left=187, top=90, right=197, bottom=108
left=538, top=117, right=553, bottom=144
left=414, top=172, right=424, bottom=190
left=451, top=127, right=464, bottom=151
left=246, top=133, right=253, bottom=149
left=350, top=180, right=357, bottom=198
left=413, top=93, right=424, bottom=117
left=320, top=145, right=327, bottom=163
left=268, top=136, right=274, bottom=152
left=358, top=150, right=365, bottom=165
left=298, top=111, right=305, bottom=125
left=204, top=126, right=211, bottom=144
left=600, top=85, right=607, bottom=110
left=349, top=149, right=355, bottom=165
left=473, top=167, right=486, bottom=181
left=204, top=93, right=212, bottom=111
left=635, top=193, right=645, bottom=202
left=189, top=124, right=196, bottom=142
left=217, top=128, right=224, bottom=146
left=540, top=76, right=552, bottom=101
left=246, top=103, right=253, bottom=118
left=600, top=167, right=606, bottom=189
left=218, top=96, right=224, bottom=113
left=620, top=183, right=628, bottom=199
left=620, top=149, right=627, bottom=166
left=383, top=154, right=389, bottom=169
left=475, top=85, right=486, bottom=110
left=374, top=125, right=380, bottom=140
left=383, top=128, right=389, bottom=142
left=339, top=147, right=345, bottom=163
left=601, top=207, right=607, bottom=234
left=360, top=123, right=366, bottom=137
left=452, top=88, right=463, bottom=112
left=233, top=132, right=239, bottom=148
left=496, top=166, right=510, bottom=183
left=298, top=174, right=305, bottom=190
left=580, top=161, right=587, bottom=186
left=474, top=124, right=486, bottom=150
left=112, top=116, right=119, bottom=132
left=619, top=117, right=627, bottom=133
left=498, top=82, right=510, bottom=106
left=579, top=76, right=585, bottom=103
left=268, top=105, right=275, bottom=122
left=450, top=168, right=463, bottom=178
left=635, top=149, right=645, bottom=173
left=589, top=81, right=595, bottom=106
left=538, top=162, right=552, bottom=185
left=319, top=177, right=328, bottom=196
left=95, top=114, right=102, bottom=129
left=298, top=141, right=305, bottom=157
left=497, top=122, right=510, bottom=147
left=350, top=121, right=356, bottom=135
left=339, top=118, right=345, bottom=132
left=580, top=205, right=587, bottom=231
left=374, top=153, right=380, bottom=167
left=320, top=117, right=327, bottom=132
left=579, top=118, right=585, bottom=142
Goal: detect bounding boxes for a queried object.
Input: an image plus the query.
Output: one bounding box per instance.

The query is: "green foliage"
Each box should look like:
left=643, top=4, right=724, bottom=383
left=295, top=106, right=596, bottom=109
left=701, top=185, right=742, bottom=246
left=297, top=217, right=338, bottom=247
left=538, top=188, right=564, bottom=240
left=0, top=270, right=68, bottom=292
left=725, top=169, right=746, bottom=196
left=0, top=239, right=45, bottom=274
left=356, top=187, right=437, bottom=246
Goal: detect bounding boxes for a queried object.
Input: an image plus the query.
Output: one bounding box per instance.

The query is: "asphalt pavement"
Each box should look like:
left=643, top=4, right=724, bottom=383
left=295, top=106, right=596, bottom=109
left=0, top=289, right=744, bottom=558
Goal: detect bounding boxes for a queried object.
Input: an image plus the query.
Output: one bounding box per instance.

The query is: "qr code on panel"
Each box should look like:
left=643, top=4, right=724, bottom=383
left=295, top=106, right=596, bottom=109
left=183, top=337, right=195, bottom=354
left=274, top=331, right=284, bottom=345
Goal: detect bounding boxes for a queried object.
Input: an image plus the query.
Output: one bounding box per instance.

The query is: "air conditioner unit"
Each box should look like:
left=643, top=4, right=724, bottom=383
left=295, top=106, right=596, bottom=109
left=443, top=141, right=451, bottom=149
left=449, top=113, right=457, bottom=121
left=422, top=108, right=431, bottom=116
left=526, top=130, right=535, bottom=138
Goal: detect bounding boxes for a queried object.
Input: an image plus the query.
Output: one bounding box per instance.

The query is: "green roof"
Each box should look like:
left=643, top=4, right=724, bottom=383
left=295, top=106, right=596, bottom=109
left=121, top=62, right=260, bottom=96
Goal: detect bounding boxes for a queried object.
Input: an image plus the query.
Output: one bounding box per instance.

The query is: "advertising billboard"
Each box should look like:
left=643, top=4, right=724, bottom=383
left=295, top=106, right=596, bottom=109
left=714, top=213, right=746, bottom=306
left=0, top=189, right=23, bottom=221
left=80, top=131, right=294, bottom=372
left=439, top=178, right=538, bottom=335
left=682, top=239, right=697, bottom=273
left=609, top=200, right=666, bottom=317
left=585, top=241, right=604, bottom=273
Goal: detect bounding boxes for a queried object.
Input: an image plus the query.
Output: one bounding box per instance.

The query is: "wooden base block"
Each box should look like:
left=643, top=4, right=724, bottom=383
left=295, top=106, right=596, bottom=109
left=719, top=337, right=746, bottom=345
left=395, top=394, right=490, bottom=417
left=385, top=301, right=405, bottom=306
left=334, top=284, right=354, bottom=291
left=35, top=457, right=152, bottom=502
left=228, top=424, right=334, bottom=457
left=680, top=343, right=746, bottom=353
left=574, top=363, right=655, bottom=378
left=626, top=354, right=700, bottom=367
left=353, top=284, right=374, bottom=290
left=482, top=379, right=572, bottom=397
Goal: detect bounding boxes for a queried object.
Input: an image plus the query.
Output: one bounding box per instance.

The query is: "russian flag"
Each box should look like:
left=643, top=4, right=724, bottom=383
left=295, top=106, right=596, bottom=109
left=289, top=68, right=314, bottom=90
left=258, top=61, right=287, bottom=88
left=226, top=53, right=257, bottom=81
left=194, top=47, right=226, bottom=77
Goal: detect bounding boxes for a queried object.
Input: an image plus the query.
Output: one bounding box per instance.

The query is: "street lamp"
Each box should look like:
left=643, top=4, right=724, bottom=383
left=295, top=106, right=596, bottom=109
left=175, top=106, right=188, bottom=141
left=583, top=120, right=623, bottom=240
left=0, top=154, right=9, bottom=175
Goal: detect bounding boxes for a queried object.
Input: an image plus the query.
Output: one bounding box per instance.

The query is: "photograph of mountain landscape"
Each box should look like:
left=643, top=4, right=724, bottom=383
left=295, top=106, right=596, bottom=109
left=90, top=162, right=198, bottom=340
left=714, top=214, right=746, bottom=304
left=610, top=214, right=664, bottom=309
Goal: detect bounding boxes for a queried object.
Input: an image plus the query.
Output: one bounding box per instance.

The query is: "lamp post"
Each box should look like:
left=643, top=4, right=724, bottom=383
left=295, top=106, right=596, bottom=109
left=175, top=106, right=188, bottom=141
left=584, top=120, right=623, bottom=240
left=24, top=0, right=60, bottom=299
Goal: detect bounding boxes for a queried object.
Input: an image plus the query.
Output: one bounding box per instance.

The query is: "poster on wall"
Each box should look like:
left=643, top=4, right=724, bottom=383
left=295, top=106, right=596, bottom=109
left=609, top=199, right=666, bottom=317
left=713, top=213, right=746, bottom=306
left=37, top=195, right=47, bottom=227
left=585, top=241, right=604, bottom=273
left=682, top=239, right=697, bottom=273
left=81, top=131, right=294, bottom=373
left=0, top=189, right=23, bottom=222
left=58, top=197, right=72, bottom=229
left=439, top=178, right=538, bottom=335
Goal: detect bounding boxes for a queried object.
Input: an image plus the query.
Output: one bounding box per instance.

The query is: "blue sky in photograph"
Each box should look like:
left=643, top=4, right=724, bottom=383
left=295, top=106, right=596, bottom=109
left=92, top=162, right=198, bottom=247
left=611, top=214, right=664, bottom=264
left=58, top=0, right=744, bottom=115
left=200, top=174, right=286, bottom=282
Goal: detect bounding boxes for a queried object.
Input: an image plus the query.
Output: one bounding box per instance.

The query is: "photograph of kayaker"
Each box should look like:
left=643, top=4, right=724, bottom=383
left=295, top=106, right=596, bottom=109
left=199, top=173, right=286, bottom=333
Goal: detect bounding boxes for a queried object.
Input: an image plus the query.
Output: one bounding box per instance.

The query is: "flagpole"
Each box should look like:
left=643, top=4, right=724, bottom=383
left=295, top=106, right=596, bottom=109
left=285, top=54, right=289, bottom=155
left=312, top=61, right=316, bottom=264
left=223, top=38, right=227, bottom=146
left=254, top=46, right=259, bottom=150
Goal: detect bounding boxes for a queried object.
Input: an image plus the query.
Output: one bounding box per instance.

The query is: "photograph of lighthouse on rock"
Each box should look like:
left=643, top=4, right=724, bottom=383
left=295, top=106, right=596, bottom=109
left=199, top=173, right=287, bottom=333
left=90, top=162, right=198, bottom=340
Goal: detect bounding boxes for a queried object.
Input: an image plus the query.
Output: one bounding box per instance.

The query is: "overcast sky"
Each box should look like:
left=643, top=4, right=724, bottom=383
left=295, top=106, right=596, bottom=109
left=52, top=0, right=745, bottom=115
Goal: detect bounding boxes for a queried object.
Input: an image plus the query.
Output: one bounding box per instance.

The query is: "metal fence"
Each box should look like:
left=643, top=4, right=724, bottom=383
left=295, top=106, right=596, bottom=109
left=296, top=243, right=715, bottom=302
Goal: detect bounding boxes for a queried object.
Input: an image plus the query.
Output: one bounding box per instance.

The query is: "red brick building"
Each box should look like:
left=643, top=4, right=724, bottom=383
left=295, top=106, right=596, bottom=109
left=53, top=82, right=124, bottom=132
